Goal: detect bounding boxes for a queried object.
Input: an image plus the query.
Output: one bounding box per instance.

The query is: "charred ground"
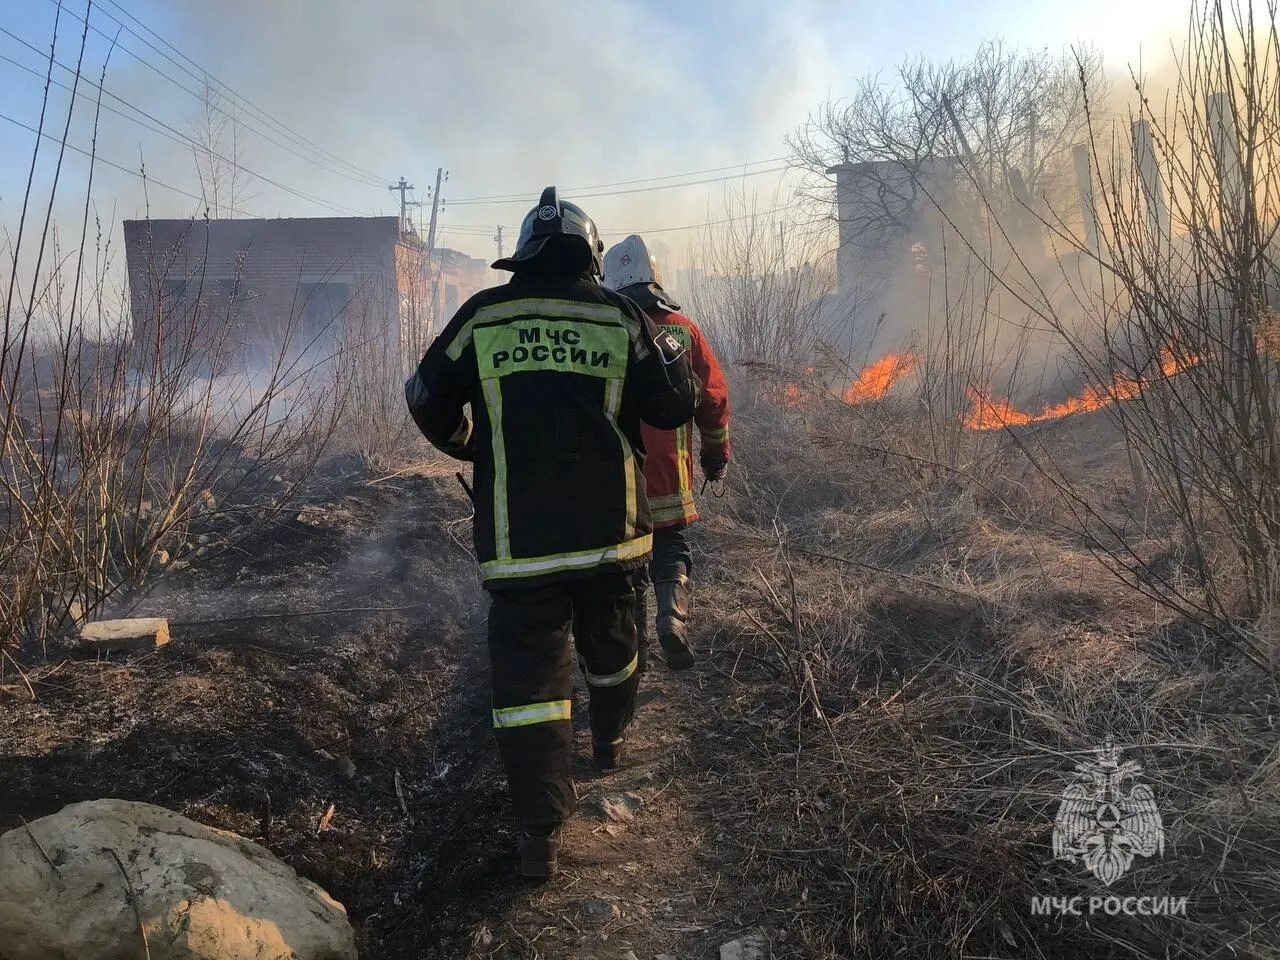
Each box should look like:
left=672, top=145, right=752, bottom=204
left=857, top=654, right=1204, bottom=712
left=3, top=411, right=1280, bottom=959
left=0, top=457, right=765, bottom=958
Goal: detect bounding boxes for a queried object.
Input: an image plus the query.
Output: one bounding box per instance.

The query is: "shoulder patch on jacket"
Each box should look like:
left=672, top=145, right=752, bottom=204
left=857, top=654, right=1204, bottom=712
left=656, top=328, right=687, bottom=365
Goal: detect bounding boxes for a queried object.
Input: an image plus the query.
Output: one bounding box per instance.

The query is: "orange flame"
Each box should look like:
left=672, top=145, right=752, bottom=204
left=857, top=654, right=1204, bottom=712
left=778, top=367, right=818, bottom=408
left=844, top=352, right=917, bottom=404
left=961, top=388, right=1035, bottom=429
left=962, top=349, right=1200, bottom=430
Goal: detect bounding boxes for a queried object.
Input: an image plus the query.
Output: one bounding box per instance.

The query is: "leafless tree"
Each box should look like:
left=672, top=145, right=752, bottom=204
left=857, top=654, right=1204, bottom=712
left=790, top=40, right=1109, bottom=301
left=189, top=77, right=252, bottom=219
left=2, top=31, right=346, bottom=651
left=679, top=184, right=837, bottom=407
left=957, top=1, right=1280, bottom=664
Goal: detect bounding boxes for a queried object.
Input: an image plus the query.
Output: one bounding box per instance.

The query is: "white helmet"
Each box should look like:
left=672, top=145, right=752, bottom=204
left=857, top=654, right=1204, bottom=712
left=602, top=234, right=681, bottom=311
left=603, top=234, right=663, bottom=289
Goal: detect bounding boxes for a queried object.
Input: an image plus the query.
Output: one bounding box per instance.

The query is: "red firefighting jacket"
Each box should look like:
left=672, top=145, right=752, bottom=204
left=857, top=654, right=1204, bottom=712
left=640, top=306, right=731, bottom=528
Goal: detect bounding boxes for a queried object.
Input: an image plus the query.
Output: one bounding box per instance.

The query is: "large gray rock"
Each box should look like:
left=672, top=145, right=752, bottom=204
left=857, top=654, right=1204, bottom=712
left=0, top=798, right=357, bottom=960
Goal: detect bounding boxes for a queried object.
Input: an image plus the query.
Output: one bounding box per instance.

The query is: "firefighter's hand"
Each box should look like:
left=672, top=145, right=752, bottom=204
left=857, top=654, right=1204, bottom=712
left=701, top=455, right=727, bottom=483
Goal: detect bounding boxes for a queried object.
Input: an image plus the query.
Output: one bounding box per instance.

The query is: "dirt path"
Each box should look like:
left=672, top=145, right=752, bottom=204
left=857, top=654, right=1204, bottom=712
left=0, top=459, right=767, bottom=959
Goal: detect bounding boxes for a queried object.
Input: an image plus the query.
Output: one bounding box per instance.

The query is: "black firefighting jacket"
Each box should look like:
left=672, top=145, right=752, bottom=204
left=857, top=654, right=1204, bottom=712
left=405, top=271, right=701, bottom=589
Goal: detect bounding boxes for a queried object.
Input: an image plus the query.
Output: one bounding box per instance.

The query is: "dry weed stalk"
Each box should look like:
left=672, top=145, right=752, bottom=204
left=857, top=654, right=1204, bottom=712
left=695, top=415, right=1280, bottom=960
left=957, top=0, right=1280, bottom=662
left=1, top=22, right=354, bottom=650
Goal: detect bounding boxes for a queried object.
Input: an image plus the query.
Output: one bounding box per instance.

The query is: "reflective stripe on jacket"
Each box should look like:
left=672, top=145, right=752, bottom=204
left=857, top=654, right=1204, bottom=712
left=407, top=273, right=701, bottom=589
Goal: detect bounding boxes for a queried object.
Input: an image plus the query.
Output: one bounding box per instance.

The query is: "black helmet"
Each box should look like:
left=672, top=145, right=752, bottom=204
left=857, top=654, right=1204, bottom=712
left=492, top=186, right=605, bottom=277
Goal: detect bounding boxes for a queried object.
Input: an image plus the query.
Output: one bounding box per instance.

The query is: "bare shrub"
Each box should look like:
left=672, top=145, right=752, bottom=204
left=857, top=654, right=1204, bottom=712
left=330, top=287, right=418, bottom=473
left=1, top=30, right=347, bottom=650
left=790, top=38, right=1108, bottom=327
left=970, top=0, right=1280, bottom=662
left=679, top=183, right=837, bottom=408
left=693, top=407, right=1279, bottom=960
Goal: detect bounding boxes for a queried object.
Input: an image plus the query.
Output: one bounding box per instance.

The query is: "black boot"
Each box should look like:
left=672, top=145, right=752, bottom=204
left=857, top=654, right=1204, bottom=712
left=654, top=574, right=694, bottom=670
left=592, top=735, right=625, bottom=771
left=518, top=824, right=562, bottom=879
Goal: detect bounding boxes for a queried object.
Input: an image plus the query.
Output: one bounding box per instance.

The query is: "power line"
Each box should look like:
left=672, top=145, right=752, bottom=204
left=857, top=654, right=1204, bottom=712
left=0, top=34, right=370, bottom=217
left=447, top=160, right=792, bottom=206
left=91, top=0, right=390, bottom=187
left=36, top=0, right=389, bottom=190
left=448, top=156, right=788, bottom=203
left=440, top=203, right=809, bottom=248
left=600, top=203, right=808, bottom=236
left=0, top=107, right=230, bottom=210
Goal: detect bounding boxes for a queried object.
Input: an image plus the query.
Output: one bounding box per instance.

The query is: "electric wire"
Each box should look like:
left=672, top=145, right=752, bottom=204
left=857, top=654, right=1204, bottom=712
left=447, top=157, right=790, bottom=204
left=0, top=106, right=221, bottom=208
left=0, top=34, right=370, bottom=217
left=448, top=164, right=792, bottom=206
left=93, top=0, right=390, bottom=186
left=35, top=0, right=390, bottom=189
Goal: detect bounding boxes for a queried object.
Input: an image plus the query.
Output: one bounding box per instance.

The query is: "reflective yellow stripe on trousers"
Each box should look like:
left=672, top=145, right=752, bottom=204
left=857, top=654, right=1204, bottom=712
left=582, top=654, right=638, bottom=688
left=492, top=699, right=572, bottom=728
left=480, top=534, right=653, bottom=581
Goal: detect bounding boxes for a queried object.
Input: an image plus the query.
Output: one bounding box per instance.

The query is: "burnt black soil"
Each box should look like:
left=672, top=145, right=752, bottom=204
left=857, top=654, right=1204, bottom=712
left=0, top=464, right=565, bottom=957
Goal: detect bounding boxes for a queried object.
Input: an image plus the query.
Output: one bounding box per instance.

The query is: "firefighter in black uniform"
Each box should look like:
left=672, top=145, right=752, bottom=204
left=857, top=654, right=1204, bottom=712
left=405, top=187, right=700, bottom=879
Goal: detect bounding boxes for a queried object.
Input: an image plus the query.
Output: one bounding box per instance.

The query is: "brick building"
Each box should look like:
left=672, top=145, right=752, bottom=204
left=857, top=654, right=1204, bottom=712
left=429, top=247, right=490, bottom=318
left=122, top=216, right=443, bottom=371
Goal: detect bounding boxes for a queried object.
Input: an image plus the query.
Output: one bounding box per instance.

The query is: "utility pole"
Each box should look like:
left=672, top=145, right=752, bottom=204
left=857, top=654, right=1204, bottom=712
left=424, top=167, right=447, bottom=254
left=388, top=177, right=420, bottom=236
left=422, top=166, right=448, bottom=327
left=1072, top=143, right=1100, bottom=257
left=494, top=224, right=504, bottom=261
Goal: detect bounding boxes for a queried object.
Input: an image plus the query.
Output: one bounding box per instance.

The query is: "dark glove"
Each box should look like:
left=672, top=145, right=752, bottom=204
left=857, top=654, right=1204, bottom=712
left=701, top=455, right=727, bottom=483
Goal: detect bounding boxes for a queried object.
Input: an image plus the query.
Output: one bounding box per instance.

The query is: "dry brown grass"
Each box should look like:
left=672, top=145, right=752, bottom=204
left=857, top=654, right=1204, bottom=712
left=681, top=400, right=1280, bottom=959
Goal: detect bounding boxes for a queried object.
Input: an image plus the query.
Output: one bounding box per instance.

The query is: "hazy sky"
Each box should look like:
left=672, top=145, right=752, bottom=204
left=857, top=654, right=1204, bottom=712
left=0, top=0, right=1189, bottom=274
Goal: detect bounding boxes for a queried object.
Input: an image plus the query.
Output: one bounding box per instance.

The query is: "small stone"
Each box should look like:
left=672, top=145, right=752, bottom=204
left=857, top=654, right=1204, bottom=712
left=337, top=755, right=356, bottom=780
left=80, top=617, right=170, bottom=652
left=595, top=792, right=644, bottom=823
left=720, top=931, right=769, bottom=960
left=577, top=898, right=618, bottom=923
left=154, top=549, right=171, bottom=566
left=620, top=952, right=639, bottom=960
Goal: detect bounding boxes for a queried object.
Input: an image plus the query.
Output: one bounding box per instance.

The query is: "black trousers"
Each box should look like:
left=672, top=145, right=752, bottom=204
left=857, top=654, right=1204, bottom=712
left=486, top=569, right=641, bottom=831
left=649, top=523, right=692, bottom=582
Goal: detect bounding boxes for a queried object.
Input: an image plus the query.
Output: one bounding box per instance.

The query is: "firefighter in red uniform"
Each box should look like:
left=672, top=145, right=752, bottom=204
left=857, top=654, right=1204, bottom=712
left=602, top=235, right=731, bottom=672
left=405, top=190, right=700, bottom=880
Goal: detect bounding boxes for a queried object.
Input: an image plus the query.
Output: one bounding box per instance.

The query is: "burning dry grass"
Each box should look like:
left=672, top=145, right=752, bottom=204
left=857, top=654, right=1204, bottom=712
left=775, top=343, right=1207, bottom=433
left=842, top=352, right=918, bottom=405
left=685, top=406, right=1280, bottom=959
